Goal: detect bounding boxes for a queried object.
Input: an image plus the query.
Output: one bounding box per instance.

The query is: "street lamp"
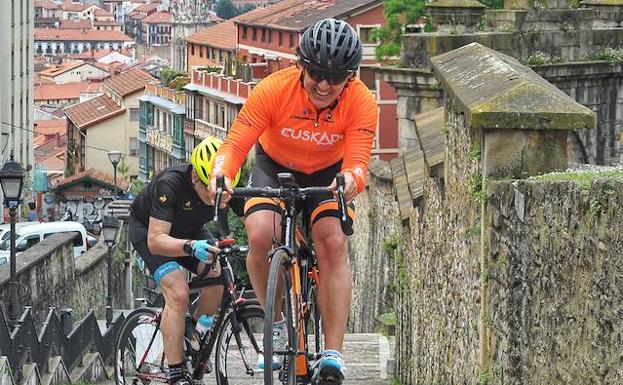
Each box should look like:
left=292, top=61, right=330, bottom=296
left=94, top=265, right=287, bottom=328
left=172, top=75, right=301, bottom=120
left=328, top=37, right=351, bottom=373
left=107, top=150, right=122, bottom=200
left=0, top=152, right=26, bottom=326
left=102, top=215, right=120, bottom=327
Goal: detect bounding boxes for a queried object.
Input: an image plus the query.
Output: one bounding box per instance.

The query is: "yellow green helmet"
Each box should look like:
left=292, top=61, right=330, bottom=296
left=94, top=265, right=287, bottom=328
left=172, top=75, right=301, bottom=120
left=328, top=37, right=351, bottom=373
left=191, top=136, right=241, bottom=187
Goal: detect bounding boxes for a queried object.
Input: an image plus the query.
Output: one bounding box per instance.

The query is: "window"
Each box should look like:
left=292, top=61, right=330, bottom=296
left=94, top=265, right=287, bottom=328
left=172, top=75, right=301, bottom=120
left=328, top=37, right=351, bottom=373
left=199, top=46, right=203, bottom=58
left=130, top=107, right=139, bottom=121
left=130, top=137, right=138, bottom=155
left=268, top=29, right=272, bottom=44
left=242, top=26, right=247, bottom=39
left=278, top=32, right=283, bottom=47
left=191, top=44, right=195, bottom=55
left=261, top=28, right=266, bottom=42
left=359, top=68, right=376, bottom=91
left=252, top=27, right=257, bottom=41
left=359, top=27, right=376, bottom=44
left=289, top=33, right=294, bottom=48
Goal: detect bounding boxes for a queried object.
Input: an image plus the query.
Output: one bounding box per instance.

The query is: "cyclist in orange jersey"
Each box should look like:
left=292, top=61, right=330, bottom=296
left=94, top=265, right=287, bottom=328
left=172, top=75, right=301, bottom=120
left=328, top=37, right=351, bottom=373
left=207, top=18, right=377, bottom=384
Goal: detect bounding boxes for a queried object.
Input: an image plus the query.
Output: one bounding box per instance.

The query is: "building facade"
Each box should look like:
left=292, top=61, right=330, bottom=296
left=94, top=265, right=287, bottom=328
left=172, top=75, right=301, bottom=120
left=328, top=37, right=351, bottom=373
left=138, top=82, right=187, bottom=180
left=170, top=0, right=220, bottom=71
left=1, top=0, right=35, bottom=174
left=35, top=29, right=135, bottom=55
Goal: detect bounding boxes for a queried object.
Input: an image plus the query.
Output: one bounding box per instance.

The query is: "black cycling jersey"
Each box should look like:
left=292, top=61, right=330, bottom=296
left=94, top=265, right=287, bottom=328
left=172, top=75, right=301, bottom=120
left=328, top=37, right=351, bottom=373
left=130, top=164, right=243, bottom=238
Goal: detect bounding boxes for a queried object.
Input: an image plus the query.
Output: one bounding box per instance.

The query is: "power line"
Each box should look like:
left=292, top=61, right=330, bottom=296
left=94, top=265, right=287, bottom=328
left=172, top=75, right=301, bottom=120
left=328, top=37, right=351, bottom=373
left=1, top=120, right=138, bottom=158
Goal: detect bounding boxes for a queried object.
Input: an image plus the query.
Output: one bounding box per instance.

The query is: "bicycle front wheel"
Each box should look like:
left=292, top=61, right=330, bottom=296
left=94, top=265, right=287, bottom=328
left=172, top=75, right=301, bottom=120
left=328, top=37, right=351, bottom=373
left=114, top=307, right=167, bottom=385
left=264, top=249, right=298, bottom=385
left=215, top=303, right=265, bottom=385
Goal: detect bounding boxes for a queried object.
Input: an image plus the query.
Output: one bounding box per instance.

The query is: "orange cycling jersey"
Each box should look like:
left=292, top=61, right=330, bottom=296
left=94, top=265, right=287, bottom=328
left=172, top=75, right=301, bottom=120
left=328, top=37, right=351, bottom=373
left=213, top=66, right=378, bottom=193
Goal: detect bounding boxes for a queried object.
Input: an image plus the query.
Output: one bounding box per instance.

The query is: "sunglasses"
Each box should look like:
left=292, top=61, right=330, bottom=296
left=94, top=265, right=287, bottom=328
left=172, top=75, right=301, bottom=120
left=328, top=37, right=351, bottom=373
left=305, top=66, right=351, bottom=86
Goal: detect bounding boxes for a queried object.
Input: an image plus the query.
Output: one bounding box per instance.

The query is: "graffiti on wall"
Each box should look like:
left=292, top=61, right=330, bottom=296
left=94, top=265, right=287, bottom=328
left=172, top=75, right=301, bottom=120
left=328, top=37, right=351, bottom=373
left=42, top=188, right=117, bottom=232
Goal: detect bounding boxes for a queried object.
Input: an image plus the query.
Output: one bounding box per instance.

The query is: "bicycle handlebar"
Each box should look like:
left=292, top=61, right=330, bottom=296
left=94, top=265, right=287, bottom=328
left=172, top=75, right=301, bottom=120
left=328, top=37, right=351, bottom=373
left=213, top=173, right=353, bottom=236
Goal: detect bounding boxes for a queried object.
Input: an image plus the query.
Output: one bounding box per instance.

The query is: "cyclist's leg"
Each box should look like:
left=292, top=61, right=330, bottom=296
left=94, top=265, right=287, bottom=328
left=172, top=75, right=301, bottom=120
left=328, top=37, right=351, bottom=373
left=244, top=145, right=284, bottom=319
left=128, top=216, right=192, bottom=382
left=192, top=229, right=224, bottom=319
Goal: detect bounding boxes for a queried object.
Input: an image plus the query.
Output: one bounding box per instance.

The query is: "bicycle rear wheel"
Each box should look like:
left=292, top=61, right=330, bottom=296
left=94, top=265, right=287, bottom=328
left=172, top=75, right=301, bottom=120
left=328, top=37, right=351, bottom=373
left=215, top=303, right=265, bottom=385
left=264, top=249, right=298, bottom=385
left=114, top=307, right=168, bottom=385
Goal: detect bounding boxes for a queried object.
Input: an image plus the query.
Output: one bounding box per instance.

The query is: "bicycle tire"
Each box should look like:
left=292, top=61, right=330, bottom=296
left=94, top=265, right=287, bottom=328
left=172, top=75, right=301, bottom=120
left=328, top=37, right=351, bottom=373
left=215, top=303, right=265, bottom=385
left=115, top=307, right=169, bottom=385
left=264, top=249, right=297, bottom=385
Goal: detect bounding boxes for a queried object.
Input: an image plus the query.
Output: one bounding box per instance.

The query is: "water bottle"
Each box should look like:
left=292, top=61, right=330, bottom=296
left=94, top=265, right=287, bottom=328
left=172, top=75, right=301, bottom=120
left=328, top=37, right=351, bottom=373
left=191, top=314, right=215, bottom=351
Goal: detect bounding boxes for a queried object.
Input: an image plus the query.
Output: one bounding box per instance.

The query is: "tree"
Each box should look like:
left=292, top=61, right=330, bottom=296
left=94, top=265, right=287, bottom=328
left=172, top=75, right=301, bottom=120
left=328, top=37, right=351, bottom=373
left=239, top=4, right=256, bottom=14
left=372, top=0, right=427, bottom=61
left=215, top=0, right=239, bottom=20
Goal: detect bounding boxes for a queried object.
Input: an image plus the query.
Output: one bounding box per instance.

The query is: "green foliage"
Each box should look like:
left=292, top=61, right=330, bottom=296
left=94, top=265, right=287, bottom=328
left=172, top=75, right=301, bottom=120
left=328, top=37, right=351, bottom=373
left=200, top=65, right=222, bottom=73
left=129, top=178, right=148, bottom=194
left=589, top=198, right=602, bottom=217
left=470, top=171, right=487, bottom=203
left=215, top=0, right=239, bottom=19
left=240, top=4, right=256, bottom=13
left=390, top=377, right=404, bottom=385
left=160, top=68, right=186, bottom=87
left=594, top=47, right=623, bottom=66
left=373, top=0, right=427, bottom=61
left=522, top=51, right=563, bottom=65
left=383, top=235, right=399, bottom=253
left=480, top=368, right=490, bottom=385
left=478, top=0, right=504, bottom=8
left=530, top=168, right=623, bottom=188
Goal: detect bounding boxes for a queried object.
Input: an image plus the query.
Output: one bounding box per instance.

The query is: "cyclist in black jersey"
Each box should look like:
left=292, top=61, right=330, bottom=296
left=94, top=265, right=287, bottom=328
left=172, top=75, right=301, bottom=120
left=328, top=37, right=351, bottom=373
left=128, top=136, right=242, bottom=385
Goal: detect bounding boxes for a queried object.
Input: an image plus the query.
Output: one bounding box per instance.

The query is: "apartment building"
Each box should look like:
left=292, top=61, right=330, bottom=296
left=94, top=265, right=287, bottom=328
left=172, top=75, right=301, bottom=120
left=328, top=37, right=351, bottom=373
left=0, top=0, right=35, bottom=174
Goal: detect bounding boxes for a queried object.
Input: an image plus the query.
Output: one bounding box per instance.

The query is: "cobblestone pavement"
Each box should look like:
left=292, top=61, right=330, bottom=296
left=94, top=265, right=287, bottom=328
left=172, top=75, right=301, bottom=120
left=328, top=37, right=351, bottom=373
left=102, top=333, right=393, bottom=385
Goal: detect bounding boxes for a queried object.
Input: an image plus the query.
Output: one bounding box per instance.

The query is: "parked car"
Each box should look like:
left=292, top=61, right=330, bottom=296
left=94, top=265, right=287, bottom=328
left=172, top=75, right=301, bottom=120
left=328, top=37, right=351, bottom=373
left=0, top=221, right=89, bottom=261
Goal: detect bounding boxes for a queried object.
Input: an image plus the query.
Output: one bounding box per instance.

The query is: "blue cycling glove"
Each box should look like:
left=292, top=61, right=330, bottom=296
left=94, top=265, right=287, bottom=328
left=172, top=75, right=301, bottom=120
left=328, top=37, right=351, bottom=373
left=191, top=240, right=216, bottom=263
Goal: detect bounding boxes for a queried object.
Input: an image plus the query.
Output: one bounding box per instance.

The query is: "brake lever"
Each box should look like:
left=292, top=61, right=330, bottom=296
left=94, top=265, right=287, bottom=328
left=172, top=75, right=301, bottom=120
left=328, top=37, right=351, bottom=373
left=213, top=175, right=224, bottom=222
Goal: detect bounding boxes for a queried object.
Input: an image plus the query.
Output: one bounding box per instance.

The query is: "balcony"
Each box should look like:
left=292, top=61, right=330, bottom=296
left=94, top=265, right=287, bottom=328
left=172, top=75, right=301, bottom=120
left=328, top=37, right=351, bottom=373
left=145, top=82, right=186, bottom=105
left=194, top=119, right=227, bottom=141
left=146, top=126, right=173, bottom=153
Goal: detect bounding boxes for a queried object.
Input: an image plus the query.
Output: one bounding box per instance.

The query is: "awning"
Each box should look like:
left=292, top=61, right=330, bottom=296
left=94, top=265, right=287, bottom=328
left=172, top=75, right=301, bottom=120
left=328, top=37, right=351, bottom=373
left=138, top=94, right=185, bottom=114
left=183, top=83, right=246, bottom=105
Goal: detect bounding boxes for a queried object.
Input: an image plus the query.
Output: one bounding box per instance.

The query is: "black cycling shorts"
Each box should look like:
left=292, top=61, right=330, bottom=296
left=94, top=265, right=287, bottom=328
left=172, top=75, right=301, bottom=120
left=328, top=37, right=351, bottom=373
left=244, top=144, right=355, bottom=227
left=128, top=215, right=215, bottom=278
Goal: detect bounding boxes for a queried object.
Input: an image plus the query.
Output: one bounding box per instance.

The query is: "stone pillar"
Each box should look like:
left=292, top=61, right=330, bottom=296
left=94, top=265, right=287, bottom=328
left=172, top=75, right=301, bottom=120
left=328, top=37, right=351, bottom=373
left=427, top=0, right=487, bottom=34
left=426, top=42, right=595, bottom=381
left=504, top=0, right=575, bottom=9
left=374, top=67, right=443, bottom=153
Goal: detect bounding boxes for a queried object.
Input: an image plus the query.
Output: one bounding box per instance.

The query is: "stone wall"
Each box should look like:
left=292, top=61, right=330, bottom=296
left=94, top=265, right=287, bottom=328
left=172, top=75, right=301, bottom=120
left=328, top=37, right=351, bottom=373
left=0, top=234, right=124, bottom=324
left=390, top=43, right=623, bottom=385
left=487, top=179, right=623, bottom=384
left=395, top=2, right=623, bottom=165
left=348, top=161, right=399, bottom=333
left=394, top=104, right=482, bottom=385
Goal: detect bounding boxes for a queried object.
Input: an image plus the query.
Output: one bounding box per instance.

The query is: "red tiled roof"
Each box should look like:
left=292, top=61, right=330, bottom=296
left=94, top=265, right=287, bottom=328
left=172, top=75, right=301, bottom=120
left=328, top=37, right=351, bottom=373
left=38, top=61, right=87, bottom=77
left=185, top=19, right=236, bottom=50
left=34, top=81, right=101, bottom=102
left=63, top=94, right=125, bottom=128
left=61, top=2, right=90, bottom=12
left=66, top=48, right=133, bottom=61
left=35, top=28, right=133, bottom=42
left=54, top=167, right=129, bottom=190
left=134, top=3, right=159, bottom=13
left=35, top=0, right=61, bottom=10
left=141, top=11, right=172, bottom=24
left=34, top=119, right=67, bottom=136
left=94, top=8, right=113, bottom=16
left=59, top=19, right=92, bottom=29
left=35, top=136, right=67, bottom=172
left=103, top=68, right=155, bottom=97
left=93, top=20, right=121, bottom=26
left=234, top=0, right=381, bottom=31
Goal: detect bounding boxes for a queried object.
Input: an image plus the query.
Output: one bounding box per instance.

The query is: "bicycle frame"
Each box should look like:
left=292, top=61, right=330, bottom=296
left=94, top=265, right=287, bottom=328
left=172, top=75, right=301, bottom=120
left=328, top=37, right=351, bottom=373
left=136, top=242, right=261, bottom=381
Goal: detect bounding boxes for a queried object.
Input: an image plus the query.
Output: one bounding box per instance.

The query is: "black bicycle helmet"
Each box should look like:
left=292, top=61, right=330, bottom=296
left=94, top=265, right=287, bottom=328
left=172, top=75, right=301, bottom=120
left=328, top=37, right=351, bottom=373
left=299, top=18, right=363, bottom=73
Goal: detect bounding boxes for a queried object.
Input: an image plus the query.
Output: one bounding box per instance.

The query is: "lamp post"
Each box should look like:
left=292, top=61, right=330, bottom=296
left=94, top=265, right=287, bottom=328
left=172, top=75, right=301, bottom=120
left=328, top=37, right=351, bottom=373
left=102, top=215, right=120, bottom=327
left=107, top=150, right=121, bottom=200
left=0, top=152, right=25, bottom=326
